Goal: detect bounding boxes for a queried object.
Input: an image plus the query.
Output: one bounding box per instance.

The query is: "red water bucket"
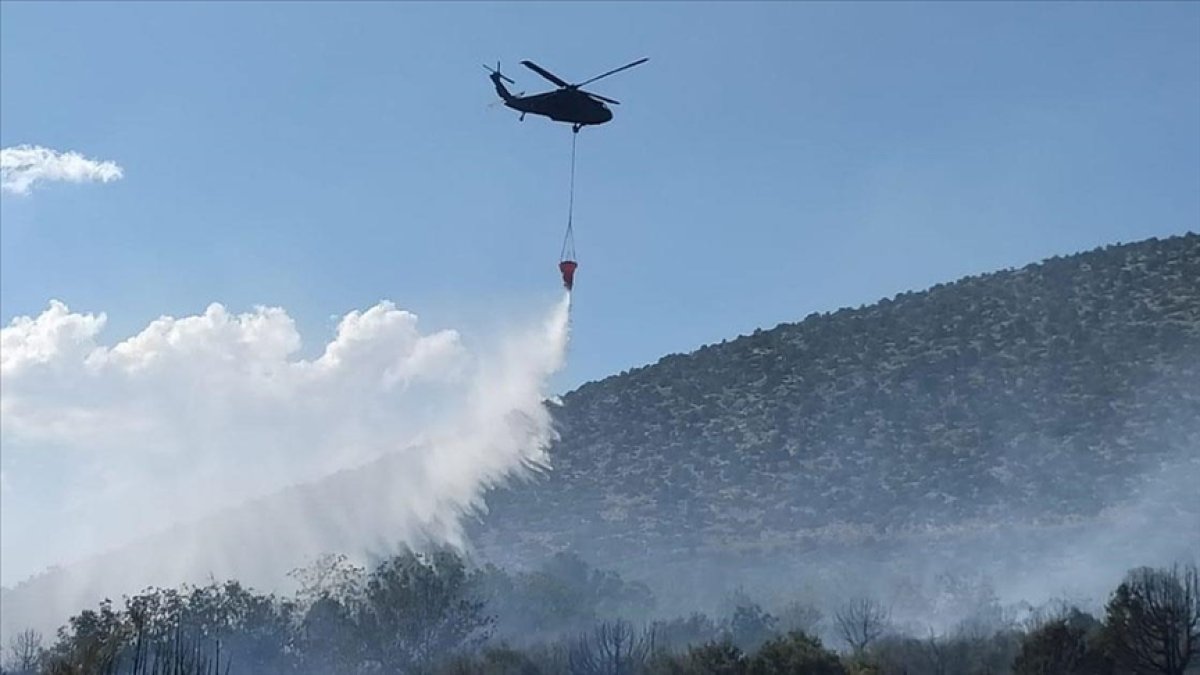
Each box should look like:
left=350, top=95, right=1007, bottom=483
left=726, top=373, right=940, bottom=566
left=559, top=260, right=578, bottom=290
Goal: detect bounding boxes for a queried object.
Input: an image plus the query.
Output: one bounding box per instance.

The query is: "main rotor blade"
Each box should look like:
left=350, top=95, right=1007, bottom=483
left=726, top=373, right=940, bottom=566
left=582, top=90, right=620, bottom=105
left=576, top=57, right=648, bottom=87
left=520, top=60, right=570, bottom=88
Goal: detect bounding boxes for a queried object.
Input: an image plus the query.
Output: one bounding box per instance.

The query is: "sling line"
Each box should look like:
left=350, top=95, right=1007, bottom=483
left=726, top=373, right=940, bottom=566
left=560, top=131, right=577, bottom=261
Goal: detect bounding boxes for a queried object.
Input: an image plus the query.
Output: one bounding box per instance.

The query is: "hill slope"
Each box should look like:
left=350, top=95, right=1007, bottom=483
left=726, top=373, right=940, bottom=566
left=470, top=234, right=1200, bottom=578
left=4, top=235, right=1196, bottom=641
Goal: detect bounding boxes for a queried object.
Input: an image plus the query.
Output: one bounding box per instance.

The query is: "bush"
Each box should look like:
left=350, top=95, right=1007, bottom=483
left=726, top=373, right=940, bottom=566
left=747, top=632, right=846, bottom=675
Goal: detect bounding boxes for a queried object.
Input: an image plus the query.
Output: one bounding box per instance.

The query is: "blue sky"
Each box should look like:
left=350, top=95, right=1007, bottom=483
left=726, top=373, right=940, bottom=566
left=3, top=1, right=1198, bottom=392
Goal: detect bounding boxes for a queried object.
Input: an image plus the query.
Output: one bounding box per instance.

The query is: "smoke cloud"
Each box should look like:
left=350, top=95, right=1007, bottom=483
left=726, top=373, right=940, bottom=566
left=1, top=145, right=124, bottom=195
left=0, top=294, right=572, bottom=637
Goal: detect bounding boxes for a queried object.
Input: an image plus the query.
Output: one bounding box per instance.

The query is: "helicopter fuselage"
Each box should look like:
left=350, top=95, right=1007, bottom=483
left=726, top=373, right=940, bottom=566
left=505, top=89, right=613, bottom=127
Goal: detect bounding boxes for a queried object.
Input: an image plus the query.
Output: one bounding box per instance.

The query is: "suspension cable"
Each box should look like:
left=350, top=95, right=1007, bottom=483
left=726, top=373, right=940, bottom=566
left=560, top=131, right=577, bottom=261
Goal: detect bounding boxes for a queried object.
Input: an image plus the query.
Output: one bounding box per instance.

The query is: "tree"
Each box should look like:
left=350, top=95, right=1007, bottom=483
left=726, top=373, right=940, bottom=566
left=7, top=629, right=43, bottom=673
left=482, top=552, right=656, bottom=646
left=357, top=549, right=494, bottom=671
left=435, top=645, right=549, bottom=675
left=649, top=613, right=720, bottom=652
left=44, top=599, right=127, bottom=674
left=295, top=594, right=360, bottom=672
left=1013, top=618, right=1089, bottom=674
left=727, top=604, right=778, bottom=653
left=1103, top=564, right=1199, bottom=675
left=748, top=632, right=846, bottom=675
left=481, top=560, right=595, bottom=644
left=863, top=633, right=947, bottom=675
left=567, top=620, right=655, bottom=675
left=288, top=552, right=365, bottom=606
left=834, top=598, right=890, bottom=655
left=1013, top=607, right=1112, bottom=675
left=685, top=641, right=747, bottom=674
left=776, top=600, right=822, bottom=636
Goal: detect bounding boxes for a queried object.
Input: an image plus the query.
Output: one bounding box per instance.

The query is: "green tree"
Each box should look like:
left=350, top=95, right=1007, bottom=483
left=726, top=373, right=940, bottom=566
left=683, top=640, right=748, bottom=674
left=357, top=549, right=494, bottom=671
left=727, top=604, right=778, bottom=653
left=645, top=639, right=748, bottom=675
left=43, top=599, right=127, bottom=675
left=435, top=645, right=550, bottom=675
left=747, top=632, right=846, bottom=675
left=1013, top=618, right=1089, bottom=674
left=776, top=601, right=823, bottom=637
left=295, top=594, right=360, bottom=671
left=1013, top=607, right=1112, bottom=675
left=649, top=613, right=721, bottom=652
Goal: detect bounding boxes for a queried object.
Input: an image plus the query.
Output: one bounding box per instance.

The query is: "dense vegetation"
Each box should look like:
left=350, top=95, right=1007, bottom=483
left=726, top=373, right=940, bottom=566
left=4, top=551, right=1197, bottom=674
left=471, top=234, right=1200, bottom=578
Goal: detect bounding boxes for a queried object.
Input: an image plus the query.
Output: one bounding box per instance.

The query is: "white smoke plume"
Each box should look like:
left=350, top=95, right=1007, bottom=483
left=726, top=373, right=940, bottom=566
left=1, top=144, right=124, bottom=195
left=0, top=294, right=572, bottom=638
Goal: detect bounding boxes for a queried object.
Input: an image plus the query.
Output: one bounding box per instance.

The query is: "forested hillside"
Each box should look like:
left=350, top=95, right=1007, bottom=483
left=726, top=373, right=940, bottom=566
left=472, top=234, right=1200, bottom=575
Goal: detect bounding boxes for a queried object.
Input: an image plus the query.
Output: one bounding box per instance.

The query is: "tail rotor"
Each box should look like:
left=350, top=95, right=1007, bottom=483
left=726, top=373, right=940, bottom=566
left=482, top=61, right=515, bottom=84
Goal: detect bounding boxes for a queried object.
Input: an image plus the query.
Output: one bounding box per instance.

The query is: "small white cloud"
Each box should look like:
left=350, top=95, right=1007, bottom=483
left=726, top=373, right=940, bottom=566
left=1, top=144, right=124, bottom=195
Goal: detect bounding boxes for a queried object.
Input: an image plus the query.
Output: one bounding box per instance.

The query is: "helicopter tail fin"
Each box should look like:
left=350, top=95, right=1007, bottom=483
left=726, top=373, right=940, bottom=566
left=491, top=73, right=515, bottom=102
left=484, top=62, right=516, bottom=102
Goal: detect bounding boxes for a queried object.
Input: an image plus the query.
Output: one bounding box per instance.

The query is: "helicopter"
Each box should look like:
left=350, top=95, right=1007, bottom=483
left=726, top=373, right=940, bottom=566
left=485, top=57, right=648, bottom=133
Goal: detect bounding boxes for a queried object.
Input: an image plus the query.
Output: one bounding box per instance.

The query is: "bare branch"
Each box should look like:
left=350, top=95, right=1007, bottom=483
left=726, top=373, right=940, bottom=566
left=834, top=597, right=891, bottom=655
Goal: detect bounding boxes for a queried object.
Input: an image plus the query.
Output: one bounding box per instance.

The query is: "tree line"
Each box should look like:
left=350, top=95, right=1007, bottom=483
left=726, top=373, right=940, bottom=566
left=3, top=551, right=1197, bottom=674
